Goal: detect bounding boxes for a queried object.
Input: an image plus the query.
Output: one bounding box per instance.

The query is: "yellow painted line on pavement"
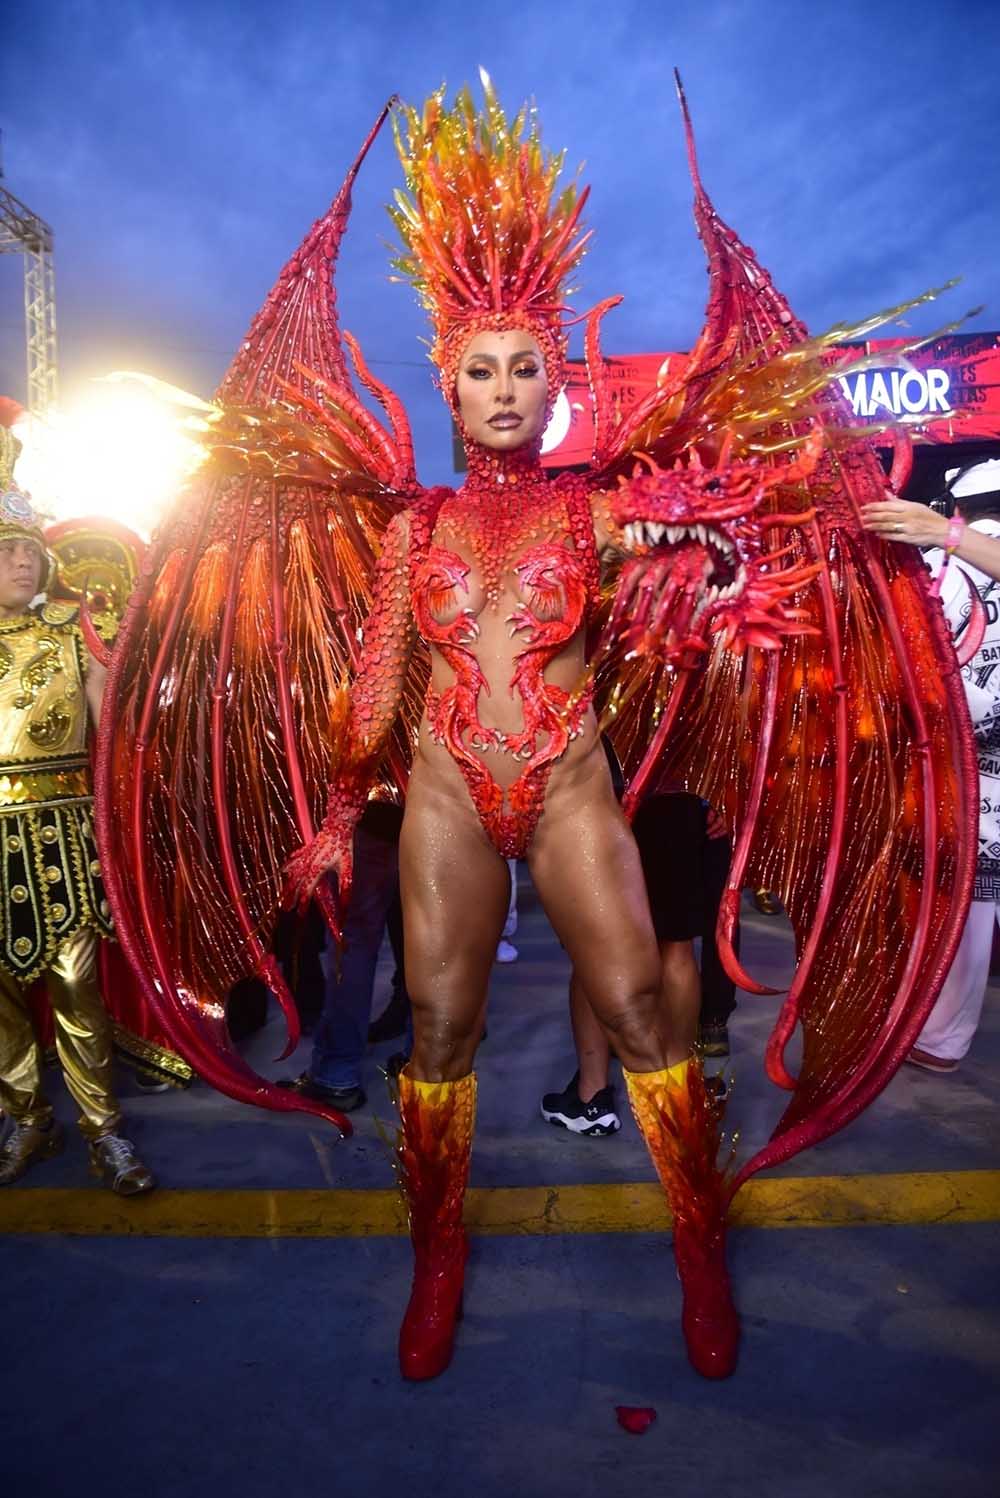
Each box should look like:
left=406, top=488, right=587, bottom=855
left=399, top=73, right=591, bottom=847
left=1, top=1170, right=998, bottom=1238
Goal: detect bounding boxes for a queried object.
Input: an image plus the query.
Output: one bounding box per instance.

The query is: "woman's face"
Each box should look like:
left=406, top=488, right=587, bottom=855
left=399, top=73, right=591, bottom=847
left=455, top=329, right=549, bottom=452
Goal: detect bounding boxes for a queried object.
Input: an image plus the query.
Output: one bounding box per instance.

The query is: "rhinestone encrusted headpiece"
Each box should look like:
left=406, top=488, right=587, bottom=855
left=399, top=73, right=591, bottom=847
left=389, top=71, right=591, bottom=411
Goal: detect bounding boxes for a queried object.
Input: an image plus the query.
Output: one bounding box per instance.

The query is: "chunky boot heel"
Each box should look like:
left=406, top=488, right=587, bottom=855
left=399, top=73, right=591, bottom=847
left=399, top=1238, right=468, bottom=1381
left=394, top=1070, right=476, bottom=1382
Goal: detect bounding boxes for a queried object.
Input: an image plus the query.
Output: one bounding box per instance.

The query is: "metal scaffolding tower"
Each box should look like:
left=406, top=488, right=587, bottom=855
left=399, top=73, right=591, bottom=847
left=0, top=177, right=57, bottom=419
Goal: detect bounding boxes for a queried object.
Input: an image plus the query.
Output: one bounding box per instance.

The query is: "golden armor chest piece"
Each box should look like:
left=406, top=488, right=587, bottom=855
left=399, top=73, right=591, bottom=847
left=0, top=606, right=88, bottom=766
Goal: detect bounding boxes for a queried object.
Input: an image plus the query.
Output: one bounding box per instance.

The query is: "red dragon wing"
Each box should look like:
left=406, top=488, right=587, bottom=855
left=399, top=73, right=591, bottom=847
left=598, top=77, right=978, bottom=1193
left=95, top=103, right=426, bottom=1135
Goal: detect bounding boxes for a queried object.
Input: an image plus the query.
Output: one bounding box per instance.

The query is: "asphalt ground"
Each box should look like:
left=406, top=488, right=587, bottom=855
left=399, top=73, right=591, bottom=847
left=1, top=883, right=998, bottom=1498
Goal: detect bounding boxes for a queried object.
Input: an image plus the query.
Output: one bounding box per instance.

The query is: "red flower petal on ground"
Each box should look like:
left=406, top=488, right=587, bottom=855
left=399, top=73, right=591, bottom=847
left=615, top=1405, right=657, bottom=1435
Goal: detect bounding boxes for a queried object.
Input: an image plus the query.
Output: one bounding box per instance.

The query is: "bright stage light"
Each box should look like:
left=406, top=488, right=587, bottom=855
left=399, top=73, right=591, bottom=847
left=12, top=374, right=211, bottom=540
left=541, top=388, right=572, bottom=455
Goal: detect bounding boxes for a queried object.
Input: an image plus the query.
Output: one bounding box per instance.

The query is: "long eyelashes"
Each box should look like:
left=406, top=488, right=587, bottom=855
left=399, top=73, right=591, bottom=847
left=463, top=365, right=541, bottom=380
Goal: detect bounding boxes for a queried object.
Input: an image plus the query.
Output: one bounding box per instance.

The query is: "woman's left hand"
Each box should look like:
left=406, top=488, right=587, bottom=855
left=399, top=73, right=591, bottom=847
left=860, top=495, right=950, bottom=548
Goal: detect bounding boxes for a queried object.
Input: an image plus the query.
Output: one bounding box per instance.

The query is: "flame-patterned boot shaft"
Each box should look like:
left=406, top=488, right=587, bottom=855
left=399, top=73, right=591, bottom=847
left=396, top=1070, right=477, bottom=1381
left=623, top=1059, right=739, bottom=1379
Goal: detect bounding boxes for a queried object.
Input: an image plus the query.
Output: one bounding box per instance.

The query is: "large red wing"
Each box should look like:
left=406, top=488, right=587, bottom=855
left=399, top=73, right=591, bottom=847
left=624, top=491, right=977, bottom=1193
left=598, top=78, right=978, bottom=1191
left=95, top=105, right=426, bottom=1134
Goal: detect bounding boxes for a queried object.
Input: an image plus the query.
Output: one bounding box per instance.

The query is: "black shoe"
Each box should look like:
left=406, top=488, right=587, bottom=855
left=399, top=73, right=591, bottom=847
left=540, top=1073, right=620, bottom=1137
left=698, top=1022, right=730, bottom=1058
left=368, top=990, right=410, bottom=1045
left=276, top=1073, right=367, bottom=1111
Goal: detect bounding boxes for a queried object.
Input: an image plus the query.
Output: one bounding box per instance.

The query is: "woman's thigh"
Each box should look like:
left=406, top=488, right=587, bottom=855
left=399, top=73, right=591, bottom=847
left=399, top=774, right=511, bottom=1077
left=527, top=788, right=668, bottom=1068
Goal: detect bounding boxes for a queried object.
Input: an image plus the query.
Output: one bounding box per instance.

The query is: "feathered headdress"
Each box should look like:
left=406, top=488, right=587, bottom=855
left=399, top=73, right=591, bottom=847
left=389, top=70, right=591, bottom=404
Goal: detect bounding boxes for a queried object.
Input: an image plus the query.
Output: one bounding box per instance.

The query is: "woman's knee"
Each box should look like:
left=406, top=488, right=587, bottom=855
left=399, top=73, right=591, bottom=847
left=408, top=997, right=484, bottom=1080
left=593, top=981, right=666, bottom=1067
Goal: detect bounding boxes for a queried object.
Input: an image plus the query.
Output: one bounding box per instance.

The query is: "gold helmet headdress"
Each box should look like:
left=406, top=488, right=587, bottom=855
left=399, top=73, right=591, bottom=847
left=0, top=420, right=55, bottom=590
left=389, top=72, right=592, bottom=413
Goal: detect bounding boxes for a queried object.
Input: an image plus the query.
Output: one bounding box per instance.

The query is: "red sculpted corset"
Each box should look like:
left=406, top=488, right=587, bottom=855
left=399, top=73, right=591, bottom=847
left=409, top=468, right=600, bottom=857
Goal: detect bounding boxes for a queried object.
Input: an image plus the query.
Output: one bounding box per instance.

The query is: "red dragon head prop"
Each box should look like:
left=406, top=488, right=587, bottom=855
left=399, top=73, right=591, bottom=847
left=605, top=430, right=825, bottom=669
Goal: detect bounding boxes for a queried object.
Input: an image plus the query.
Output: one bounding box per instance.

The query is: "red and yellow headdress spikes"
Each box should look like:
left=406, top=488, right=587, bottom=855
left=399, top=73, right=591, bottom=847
left=389, top=71, right=591, bottom=405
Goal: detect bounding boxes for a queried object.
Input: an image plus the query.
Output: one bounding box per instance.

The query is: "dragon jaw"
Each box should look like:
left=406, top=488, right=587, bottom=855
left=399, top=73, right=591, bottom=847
left=609, top=447, right=822, bottom=667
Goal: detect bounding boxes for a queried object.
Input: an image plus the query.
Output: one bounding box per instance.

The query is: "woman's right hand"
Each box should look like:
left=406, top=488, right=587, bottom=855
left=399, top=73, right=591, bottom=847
left=282, top=824, right=354, bottom=925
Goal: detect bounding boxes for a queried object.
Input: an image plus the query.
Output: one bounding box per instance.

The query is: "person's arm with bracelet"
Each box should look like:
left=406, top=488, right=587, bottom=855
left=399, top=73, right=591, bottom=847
left=861, top=498, right=1000, bottom=580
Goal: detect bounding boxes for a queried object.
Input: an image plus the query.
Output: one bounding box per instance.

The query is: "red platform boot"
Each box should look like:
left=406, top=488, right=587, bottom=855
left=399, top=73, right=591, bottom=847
left=395, top=1069, right=476, bottom=1381
left=624, top=1059, right=739, bottom=1379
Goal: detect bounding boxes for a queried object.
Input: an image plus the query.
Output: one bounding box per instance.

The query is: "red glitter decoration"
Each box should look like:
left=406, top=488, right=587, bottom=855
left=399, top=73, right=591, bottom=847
left=615, top=1407, right=657, bottom=1436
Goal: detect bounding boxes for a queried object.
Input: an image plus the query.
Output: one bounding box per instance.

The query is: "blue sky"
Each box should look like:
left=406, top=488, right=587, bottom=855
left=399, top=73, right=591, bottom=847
left=2, top=0, right=998, bottom=483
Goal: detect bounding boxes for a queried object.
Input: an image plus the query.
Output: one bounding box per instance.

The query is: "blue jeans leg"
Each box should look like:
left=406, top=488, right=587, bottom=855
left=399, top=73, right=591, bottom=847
left=309, top=826, right=399, bottom=1091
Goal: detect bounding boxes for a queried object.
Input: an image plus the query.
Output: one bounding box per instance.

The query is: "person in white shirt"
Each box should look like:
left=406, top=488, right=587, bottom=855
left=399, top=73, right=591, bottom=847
left=864, top=459, right=1000, bottom=1070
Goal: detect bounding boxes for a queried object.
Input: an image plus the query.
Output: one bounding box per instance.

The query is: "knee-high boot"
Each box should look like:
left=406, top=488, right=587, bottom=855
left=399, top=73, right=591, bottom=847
left=395, top=1068, right=476, bottom=1381
left=623, top=1058, right=739, bottom=1379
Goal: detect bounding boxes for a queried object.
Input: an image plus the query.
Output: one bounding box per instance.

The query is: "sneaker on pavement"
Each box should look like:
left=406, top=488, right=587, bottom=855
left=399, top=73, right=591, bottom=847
left=89, top=1132, right=156, bottom=1196
left=904, top=1047, right=959, bottom=1075
left=541, top=1073, right=620, bottom=1137
left=0, top=1120, right=64, bottom=1185
left=133, top=1071, right=172, bottom=1094
left=698, top=1022, right=730, bottom=1058
left=495, top=939, right=519, bottom=963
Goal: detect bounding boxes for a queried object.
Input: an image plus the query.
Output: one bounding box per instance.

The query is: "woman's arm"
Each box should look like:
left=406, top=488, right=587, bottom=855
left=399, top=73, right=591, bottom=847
left=284, top=508, right=415, bottom=911
left=861, top=497, right=1000, bottom=582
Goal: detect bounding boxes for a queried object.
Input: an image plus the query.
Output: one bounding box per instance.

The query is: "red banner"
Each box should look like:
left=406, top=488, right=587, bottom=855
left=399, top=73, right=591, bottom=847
left=542, top=332, right=1000, bottom=467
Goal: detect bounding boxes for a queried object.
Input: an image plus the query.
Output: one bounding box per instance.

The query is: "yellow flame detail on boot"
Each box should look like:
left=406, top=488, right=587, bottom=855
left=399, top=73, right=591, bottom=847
left=621, top=1058, right=726, bottom=1229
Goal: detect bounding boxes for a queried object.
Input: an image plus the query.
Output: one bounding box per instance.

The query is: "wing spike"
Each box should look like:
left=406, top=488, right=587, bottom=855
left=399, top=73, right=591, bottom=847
left=673, top=69, right=706, bottom=202
left=218, top=99, right=395, bottom=407
left=77, top=579, right=112, bottom=667
left=583, top=296, right=623, bottom=462
left=953, top=570, right=988, bottom=666
left=717, top=889, right=781, bottom=997
left=713, top=652, right=784, bottom=997
left=764, top=523, right=849, bottom=1086
left=210, top=479, right=302, bottom=1062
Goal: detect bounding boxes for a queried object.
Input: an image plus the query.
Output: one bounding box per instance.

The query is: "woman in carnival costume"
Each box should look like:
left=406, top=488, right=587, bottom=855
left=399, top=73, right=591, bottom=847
left=96, top=77, right=976, bottom=1381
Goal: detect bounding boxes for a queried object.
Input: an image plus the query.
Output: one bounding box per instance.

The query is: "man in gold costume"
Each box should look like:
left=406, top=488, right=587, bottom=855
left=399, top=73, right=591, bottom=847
left=0, top=424, right=154, bottom=1193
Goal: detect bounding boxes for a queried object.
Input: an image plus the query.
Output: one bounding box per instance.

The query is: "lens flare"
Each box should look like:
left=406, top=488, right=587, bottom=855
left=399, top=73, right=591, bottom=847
left=10, top=374, right=210, bottom=539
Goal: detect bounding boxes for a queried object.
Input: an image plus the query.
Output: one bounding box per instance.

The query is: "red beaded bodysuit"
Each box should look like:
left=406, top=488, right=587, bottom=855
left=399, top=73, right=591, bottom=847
left=407, top=449, right=599, bottom=858
left=97, top=79, right=977, bottom=1381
